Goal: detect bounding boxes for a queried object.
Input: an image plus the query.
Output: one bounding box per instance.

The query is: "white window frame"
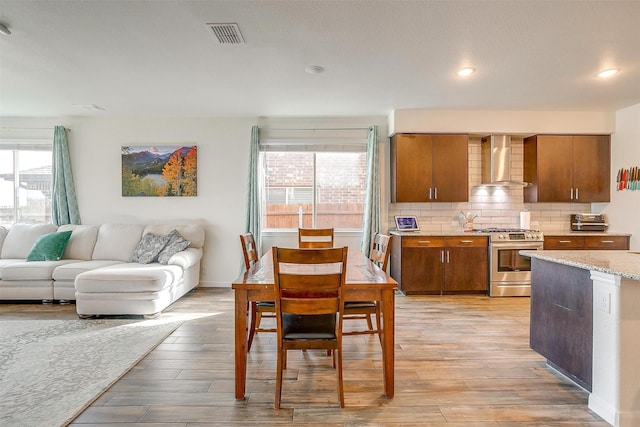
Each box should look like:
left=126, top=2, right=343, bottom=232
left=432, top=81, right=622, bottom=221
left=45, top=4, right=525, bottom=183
left=259, top=127, right=368, bottom=233
left=0, top=133, right=53, bottom=226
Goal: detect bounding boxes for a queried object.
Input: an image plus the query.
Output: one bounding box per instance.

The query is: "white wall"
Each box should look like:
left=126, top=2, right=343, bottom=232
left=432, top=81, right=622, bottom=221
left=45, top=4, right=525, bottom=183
left=388, top=109, right=616, bottom=136
left=603, top=103, right=640, bottom=250
left=66, top=117, right=260, bottom=286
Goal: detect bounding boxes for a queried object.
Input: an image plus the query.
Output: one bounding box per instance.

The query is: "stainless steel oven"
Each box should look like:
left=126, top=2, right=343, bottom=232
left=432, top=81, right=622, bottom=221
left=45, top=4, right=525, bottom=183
left=476, top=229, right=544, bottom=297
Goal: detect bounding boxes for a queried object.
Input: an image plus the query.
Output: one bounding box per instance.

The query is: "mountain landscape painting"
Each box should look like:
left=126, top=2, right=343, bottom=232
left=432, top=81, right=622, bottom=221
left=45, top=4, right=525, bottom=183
left=121, top=145, right=197, bottom=197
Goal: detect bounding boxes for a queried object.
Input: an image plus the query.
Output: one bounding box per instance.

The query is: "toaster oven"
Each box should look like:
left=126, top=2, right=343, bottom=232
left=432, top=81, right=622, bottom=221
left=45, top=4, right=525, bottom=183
left=571, top=214, right=608, bottom=232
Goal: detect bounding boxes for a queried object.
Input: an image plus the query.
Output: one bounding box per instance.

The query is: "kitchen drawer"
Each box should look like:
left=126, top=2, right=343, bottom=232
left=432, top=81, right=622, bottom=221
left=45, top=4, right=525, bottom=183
left=402, top=237, right=446, bottom=248
left=583, top=235, right=630, bottom=250
left=445, top=236, right=488, bottom=247
left=544, top=236, right=585, bottom=250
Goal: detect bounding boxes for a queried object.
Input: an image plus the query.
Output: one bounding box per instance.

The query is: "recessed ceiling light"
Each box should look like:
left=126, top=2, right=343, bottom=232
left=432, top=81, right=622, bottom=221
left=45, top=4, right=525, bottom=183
left=598, top=68, right=619, bottom=78
left=305, top=65, right=325, bottom=74
left=457, top=67, right=475, bottom=77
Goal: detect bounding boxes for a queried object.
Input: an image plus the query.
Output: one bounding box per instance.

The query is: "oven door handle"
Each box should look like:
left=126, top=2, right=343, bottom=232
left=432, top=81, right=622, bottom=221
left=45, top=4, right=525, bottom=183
left=491, top=243, right=543, bottom=250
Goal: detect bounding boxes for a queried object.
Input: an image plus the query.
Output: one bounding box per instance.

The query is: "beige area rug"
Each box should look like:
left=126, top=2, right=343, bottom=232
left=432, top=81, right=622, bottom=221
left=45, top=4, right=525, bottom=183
left=0, top=314, right=191, bottom=427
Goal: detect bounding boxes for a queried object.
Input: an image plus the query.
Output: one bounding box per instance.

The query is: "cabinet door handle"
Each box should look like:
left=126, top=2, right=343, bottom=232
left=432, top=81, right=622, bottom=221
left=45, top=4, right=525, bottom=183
left=440, top=250, right=444, bottom=263
left=428, top=188, right=432, bottom=200
left=417, top=240, right=432, bottom=245
left=575, top=188, right=579, bottom=200
left=570, top=188, right=574, bottom=200
left=434, top=187, right=438, bottom=200
left=558, top=240, right=572, bottom=243
left=446, top=250, right=450, bottom=263
left=601, top=240, right=614, bottom=243
left=460, top=240, right=474, bottom=243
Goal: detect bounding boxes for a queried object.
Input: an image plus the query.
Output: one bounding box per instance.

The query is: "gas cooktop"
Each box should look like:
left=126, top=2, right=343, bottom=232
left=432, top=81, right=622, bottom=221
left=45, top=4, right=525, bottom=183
left=473, top=228, right=544, bottom=242
left=473, top=228, right=539, bottom=233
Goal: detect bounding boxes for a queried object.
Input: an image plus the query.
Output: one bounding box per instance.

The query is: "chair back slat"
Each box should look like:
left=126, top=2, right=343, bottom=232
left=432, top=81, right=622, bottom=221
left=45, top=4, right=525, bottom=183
left=240, top=233, right=259, bottom=270
left=281, top=298, right=339, bottom=315
left=369, top=233, right=392, bottom=271
left=298, top=228, right=334, bottom=248
left=279, top=273, right=343, bottom=291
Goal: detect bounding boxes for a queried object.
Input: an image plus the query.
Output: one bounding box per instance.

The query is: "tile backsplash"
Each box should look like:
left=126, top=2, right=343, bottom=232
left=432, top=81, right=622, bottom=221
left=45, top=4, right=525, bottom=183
left=388, top=136, right=592, bottom=233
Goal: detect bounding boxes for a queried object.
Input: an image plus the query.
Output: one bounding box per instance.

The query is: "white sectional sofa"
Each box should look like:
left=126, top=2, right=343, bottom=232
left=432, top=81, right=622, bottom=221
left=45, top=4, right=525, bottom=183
left=0, top=223, right=205, bottom=318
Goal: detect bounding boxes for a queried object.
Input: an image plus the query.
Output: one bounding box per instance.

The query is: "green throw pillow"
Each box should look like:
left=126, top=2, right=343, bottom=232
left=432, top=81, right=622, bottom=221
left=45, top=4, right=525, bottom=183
left=27, top=230, right=73, bottom=261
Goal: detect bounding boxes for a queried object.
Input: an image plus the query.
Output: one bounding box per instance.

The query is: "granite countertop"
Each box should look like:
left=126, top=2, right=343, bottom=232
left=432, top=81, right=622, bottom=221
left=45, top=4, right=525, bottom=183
left=521, top=249, right=640, bottom=281
left=390, top=231, right=487, bottom=237
left=389, top=230, right=631, bottom=237
left=542, top=231, right=632, bottom=237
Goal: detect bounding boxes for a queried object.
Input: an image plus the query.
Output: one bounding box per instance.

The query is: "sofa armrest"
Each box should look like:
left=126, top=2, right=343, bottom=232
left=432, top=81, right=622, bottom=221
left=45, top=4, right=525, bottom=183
left=167, top=247, right=203, bottom=269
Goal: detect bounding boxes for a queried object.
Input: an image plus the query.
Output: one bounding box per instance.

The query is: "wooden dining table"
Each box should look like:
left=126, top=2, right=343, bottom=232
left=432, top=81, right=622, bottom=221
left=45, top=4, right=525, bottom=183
left=231, top=248, right=398, bottom=399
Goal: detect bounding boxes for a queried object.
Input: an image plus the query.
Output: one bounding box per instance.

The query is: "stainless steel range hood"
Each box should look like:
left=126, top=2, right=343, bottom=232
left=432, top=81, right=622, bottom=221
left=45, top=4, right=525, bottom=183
left=480, top=135, right=530, bottom=187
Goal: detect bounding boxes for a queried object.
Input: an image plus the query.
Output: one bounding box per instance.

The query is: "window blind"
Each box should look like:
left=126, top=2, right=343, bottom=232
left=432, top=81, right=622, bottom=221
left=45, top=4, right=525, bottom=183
left=259, top=128, right=368, bottom=153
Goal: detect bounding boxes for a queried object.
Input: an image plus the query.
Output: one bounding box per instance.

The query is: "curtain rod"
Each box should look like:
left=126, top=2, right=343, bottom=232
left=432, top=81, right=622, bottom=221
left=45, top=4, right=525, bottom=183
left=0, top=127, right=70, bottom=131
left=263, top=127, right=369, bottom=131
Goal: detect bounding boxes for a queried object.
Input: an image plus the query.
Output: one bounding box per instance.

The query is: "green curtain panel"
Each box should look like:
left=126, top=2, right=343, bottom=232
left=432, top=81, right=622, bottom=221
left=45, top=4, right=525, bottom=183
left=360, top=125, right=380, bottom=255
left=52, top=126, right=81, bottom=225
left=245, top=125, right=261, bottom=253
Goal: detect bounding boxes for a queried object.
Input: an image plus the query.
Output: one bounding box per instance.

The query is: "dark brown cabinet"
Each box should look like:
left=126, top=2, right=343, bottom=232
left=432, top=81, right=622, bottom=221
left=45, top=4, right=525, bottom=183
left=524, top=135, right=610, bottom=203
left=391, top=134, right=468, bottom=202
left=544, top=235, right=630, bottom=250
left=390, top=235, right=488, bottom=294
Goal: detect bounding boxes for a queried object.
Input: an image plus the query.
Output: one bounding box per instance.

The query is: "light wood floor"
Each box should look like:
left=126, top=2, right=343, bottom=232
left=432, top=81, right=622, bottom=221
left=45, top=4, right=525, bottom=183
left=3, top=289, right=608, bottom=426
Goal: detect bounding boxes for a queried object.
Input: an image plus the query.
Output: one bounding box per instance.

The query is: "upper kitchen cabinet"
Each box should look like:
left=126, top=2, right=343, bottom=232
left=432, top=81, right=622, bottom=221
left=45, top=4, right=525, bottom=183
left=391, top=133, right=468, bottom=202
left=523, top=135, right=610, bottom=203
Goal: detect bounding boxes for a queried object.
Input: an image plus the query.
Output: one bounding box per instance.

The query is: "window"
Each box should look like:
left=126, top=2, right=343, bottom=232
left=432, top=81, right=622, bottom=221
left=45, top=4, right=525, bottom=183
left=260, top=150, right=367, bottom=230
left=0, top=147, right=52, bottom=226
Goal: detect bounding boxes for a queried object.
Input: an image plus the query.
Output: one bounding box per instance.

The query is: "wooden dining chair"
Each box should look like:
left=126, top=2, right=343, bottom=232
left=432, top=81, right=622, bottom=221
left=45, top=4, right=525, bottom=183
left=272, top=246, right=348, bottom=409
left=239, top=233, right=276, bottom=352
left=298, top=227, right=334, bottom=248
left=343, top=233, right=392, bottom=344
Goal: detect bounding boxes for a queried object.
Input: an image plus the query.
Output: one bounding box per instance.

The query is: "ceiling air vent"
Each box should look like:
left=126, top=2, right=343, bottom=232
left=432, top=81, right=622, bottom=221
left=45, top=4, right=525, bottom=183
left=207, top=23, right=245, bottom=44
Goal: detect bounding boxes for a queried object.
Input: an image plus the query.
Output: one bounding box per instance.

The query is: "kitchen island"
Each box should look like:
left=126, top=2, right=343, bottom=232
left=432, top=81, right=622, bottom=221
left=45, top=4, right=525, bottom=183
left=522, top=250, right=640, bottom=427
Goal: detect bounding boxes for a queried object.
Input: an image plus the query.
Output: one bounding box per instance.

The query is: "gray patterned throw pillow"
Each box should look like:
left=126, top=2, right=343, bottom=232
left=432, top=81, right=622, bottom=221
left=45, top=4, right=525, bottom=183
left=130, top=233, right=170, bottom=264
left=156, top=229, right=191, bottom=264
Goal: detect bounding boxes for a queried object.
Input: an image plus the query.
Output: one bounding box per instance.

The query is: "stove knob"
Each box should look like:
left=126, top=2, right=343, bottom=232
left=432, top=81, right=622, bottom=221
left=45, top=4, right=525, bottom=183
left=499, top=234, right=505, bottom=239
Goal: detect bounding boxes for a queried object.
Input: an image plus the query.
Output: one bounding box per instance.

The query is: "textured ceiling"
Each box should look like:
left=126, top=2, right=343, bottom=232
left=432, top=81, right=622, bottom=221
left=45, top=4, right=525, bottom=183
left=1, top=0, right=639, bottom=118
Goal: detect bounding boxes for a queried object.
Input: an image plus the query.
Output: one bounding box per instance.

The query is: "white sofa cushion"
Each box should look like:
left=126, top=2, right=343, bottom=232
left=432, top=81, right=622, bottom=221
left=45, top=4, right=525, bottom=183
left=0, top=258, right=23, bottom=270
left=91, top=224, right=145, bottom=262
left=0, top=223, right=58, bottom=259
left=1, top=260, right=78, bottom=280
left=58, top=224, right=99, bottom=260
left=166, top=247, right=203, bottom=269
left=75, top=263, right=183, bottom=293
left=0, top=226, right=6, bottom=251
left=51, top=260, right=125, bottom=281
